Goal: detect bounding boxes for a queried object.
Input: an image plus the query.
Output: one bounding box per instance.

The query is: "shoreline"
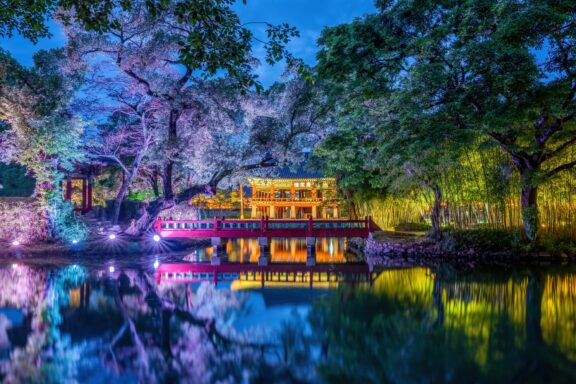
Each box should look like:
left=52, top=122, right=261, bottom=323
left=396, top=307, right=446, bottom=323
left=348, top=233, right=576, bottom=271
left=0, top=236, right=211, bottom=259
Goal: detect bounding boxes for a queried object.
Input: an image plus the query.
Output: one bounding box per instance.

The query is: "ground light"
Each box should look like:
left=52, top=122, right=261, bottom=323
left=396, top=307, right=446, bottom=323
left=109, top=266, right=115, bottom=273
left=153, top=234, right=161, bottom=242
left=11, top=240, right=20, bottom=246
left=72, top=239, right=78, bottom=244
left=11, top=263, right=18, bottom=269
left=109, top=234, right=116, bottom=240
left=153, top=259, right=159, bottom=269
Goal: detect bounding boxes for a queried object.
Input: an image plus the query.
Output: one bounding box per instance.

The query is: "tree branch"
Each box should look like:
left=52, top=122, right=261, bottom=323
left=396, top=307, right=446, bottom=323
left=546, top=159, right=576, bottom=179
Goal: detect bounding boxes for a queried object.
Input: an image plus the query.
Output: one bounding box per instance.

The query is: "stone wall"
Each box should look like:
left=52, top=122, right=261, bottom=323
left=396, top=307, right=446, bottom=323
left=0, top=198, right=48, bottom=243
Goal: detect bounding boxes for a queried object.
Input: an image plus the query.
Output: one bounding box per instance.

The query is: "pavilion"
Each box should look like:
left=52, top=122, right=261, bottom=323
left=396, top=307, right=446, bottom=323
left=247, top=165, right=340, bottom=219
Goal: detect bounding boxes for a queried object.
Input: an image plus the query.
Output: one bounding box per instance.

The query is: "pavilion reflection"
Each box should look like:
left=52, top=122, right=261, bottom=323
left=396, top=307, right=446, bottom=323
left=200, top=237, right=350, bottom=264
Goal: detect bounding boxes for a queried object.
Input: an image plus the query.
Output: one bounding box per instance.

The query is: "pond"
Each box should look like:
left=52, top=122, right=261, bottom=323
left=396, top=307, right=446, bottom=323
left=0, top=241, right=575, bottom=383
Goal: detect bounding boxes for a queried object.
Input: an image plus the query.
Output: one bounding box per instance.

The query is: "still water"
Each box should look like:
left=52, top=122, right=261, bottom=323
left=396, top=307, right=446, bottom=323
left=0, top=240, right=575, bottom=383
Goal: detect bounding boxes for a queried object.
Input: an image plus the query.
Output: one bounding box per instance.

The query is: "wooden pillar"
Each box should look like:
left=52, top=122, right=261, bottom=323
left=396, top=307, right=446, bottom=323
left=311, top=205, right=317, bottom=218
left=269, top=205, right=275, bottom=218
left=81, top=177, right=87, bottom=210
left=333, top=207, right=339, bottom=218
left=290, top=185, right=295, bottom=201
left=65, top=177, right=72, bottom=200
left=87, top=176, right=93, bottom=211
left=290, top=205, right=296, bottom=219
left=322, top=207, right=327, bottom=219
left=239, top=183, right=244, bottom=219
left=251, top=204, right=257, bottom=218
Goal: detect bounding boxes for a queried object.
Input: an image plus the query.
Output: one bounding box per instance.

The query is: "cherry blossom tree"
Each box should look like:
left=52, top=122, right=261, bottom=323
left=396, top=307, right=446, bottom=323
left=63, top=0, right=311, bottom=232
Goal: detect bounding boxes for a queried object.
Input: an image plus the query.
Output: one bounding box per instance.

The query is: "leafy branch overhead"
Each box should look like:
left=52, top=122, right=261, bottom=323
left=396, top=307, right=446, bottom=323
left=1, top=0, right=302, bottom=91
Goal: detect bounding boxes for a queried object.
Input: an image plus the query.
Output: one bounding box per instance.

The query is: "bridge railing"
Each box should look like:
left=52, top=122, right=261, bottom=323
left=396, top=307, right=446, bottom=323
left=153, top=216, right=380, bottom=238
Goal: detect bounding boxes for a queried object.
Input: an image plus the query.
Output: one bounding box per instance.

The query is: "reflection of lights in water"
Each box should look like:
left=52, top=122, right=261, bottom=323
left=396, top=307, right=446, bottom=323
left=109, top=266, right=115, bottom=273
left=153, top=234, right=161, bottom=242
left=109, top=234, right=116, bottom=240
left=153, top=259, right=159, bottom=269
left=329, top=241, right=334, bottom=256
left=12, top=240, right=20, bottom=246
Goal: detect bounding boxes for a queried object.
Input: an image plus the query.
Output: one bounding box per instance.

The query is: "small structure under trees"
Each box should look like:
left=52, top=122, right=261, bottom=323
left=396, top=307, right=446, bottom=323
left=248, top=165, right=340, bottom=219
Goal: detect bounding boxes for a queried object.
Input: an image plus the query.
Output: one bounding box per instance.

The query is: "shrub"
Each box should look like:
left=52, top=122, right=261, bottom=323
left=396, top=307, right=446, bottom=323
left=394, top=222, right=432, bottom=232
left=46, top=198, right=88, bottom=243
left=0, top=198, right=47, bottom=243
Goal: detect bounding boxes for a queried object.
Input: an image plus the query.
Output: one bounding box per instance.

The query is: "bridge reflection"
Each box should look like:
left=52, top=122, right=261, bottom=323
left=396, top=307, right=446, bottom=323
left=156, top=262, right=373, bottom=288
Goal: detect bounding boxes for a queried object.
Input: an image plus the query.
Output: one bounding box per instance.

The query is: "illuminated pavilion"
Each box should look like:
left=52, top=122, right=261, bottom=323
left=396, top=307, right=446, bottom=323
left=248, top=165, right=341, bottom=219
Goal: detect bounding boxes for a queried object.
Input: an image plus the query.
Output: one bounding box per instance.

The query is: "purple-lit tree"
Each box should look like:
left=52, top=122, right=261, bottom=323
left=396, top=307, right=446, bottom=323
left=63, top=0, right=319, bottom=232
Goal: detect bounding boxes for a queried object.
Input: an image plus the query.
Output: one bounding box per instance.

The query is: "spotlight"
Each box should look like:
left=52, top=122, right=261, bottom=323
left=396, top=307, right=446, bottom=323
left=153, top=259, right=159, bottom=269
left=108, top=234, right=116, bottom=240
left=11, top=240, right=20, bottom=246
left=109, top=266, right=115, bottom=273
left=153, top=234, right=161, bottom=242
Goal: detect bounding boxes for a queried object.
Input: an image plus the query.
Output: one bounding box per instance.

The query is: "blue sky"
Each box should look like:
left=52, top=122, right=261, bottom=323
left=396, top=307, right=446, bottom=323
left=0, top=0, right=375, bottom=87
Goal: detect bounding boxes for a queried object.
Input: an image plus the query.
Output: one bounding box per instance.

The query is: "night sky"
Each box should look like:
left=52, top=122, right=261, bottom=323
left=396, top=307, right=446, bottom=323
left=0, top=0, right=376, bottom=87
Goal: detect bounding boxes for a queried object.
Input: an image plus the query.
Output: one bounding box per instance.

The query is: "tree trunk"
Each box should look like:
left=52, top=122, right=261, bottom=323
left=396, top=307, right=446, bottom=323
left=430, top=183, right=443, bottom=238
left=111, top=180, right=130, bottom=225
left=111, top=151, right=146, bottom=225
left=521, top=184, right=539, bottom=242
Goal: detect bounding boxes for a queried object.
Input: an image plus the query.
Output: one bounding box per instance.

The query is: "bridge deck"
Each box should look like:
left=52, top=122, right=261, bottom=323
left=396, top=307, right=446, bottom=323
left=154, top=216, right=378, bottom=239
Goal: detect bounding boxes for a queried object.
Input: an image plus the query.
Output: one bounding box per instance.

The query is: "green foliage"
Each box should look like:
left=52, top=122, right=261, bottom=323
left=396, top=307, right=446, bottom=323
left=46, top=197, right=88, bottom=243
left=314, top=0, right=576, bottom=241
left=1, top=0, right=300, bottom=91
left=394, top=222, right=432, bottom=232
left=126, top=189, right=158, bottom=202
left=0, top=163, right=35, bottom=197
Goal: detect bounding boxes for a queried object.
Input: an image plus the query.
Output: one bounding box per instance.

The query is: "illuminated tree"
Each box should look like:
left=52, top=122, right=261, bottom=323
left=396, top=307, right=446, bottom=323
left=0, top=48, right=88, bottom=241
left=316, top=0, right=576, bottom=241
left=64, top=0, right=305, bottom=232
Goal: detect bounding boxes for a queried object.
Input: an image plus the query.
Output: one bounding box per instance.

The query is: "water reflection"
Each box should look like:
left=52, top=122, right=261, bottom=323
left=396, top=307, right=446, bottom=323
left=0, top=262, right=574, bottom=383
left=189, top=237, right=350, bottom=263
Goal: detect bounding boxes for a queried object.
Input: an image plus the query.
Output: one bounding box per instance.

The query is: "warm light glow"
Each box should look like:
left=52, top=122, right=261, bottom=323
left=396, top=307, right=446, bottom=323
left=153, top=234, right=161, bottom=242
left=108, top=234, right=116, bottom=240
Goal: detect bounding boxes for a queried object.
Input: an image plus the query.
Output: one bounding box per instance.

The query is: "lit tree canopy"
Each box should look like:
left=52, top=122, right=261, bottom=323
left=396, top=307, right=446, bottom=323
left=315, top=0, right=576, bottom=240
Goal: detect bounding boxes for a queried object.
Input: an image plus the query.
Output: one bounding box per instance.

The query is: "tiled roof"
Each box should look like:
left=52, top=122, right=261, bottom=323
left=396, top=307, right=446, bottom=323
left=275, top=163, right=325, bottom=179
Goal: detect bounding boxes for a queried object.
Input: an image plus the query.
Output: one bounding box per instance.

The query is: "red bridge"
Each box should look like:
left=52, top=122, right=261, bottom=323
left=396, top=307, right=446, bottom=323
left=156, top=262, right=374, bottom=288
left=154, top=216, right=379, bottom=239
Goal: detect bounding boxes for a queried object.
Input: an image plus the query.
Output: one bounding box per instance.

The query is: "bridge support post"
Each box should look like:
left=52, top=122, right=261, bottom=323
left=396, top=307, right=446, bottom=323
left=258, top=237, right=270, bottom=266
left=211, top=237, right=225, bottom=266
left=306, top=237, right=316, bottom=266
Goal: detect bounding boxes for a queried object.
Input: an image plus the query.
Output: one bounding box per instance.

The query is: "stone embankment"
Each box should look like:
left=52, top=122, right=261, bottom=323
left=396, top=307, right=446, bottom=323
left=348, top=233, right=574, bottom=269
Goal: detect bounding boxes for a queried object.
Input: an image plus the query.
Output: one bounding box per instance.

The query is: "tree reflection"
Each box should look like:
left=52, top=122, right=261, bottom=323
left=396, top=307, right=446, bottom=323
left=1, top=265, right=575, bottom=383
left=310, top=268, right=576, bottom=383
